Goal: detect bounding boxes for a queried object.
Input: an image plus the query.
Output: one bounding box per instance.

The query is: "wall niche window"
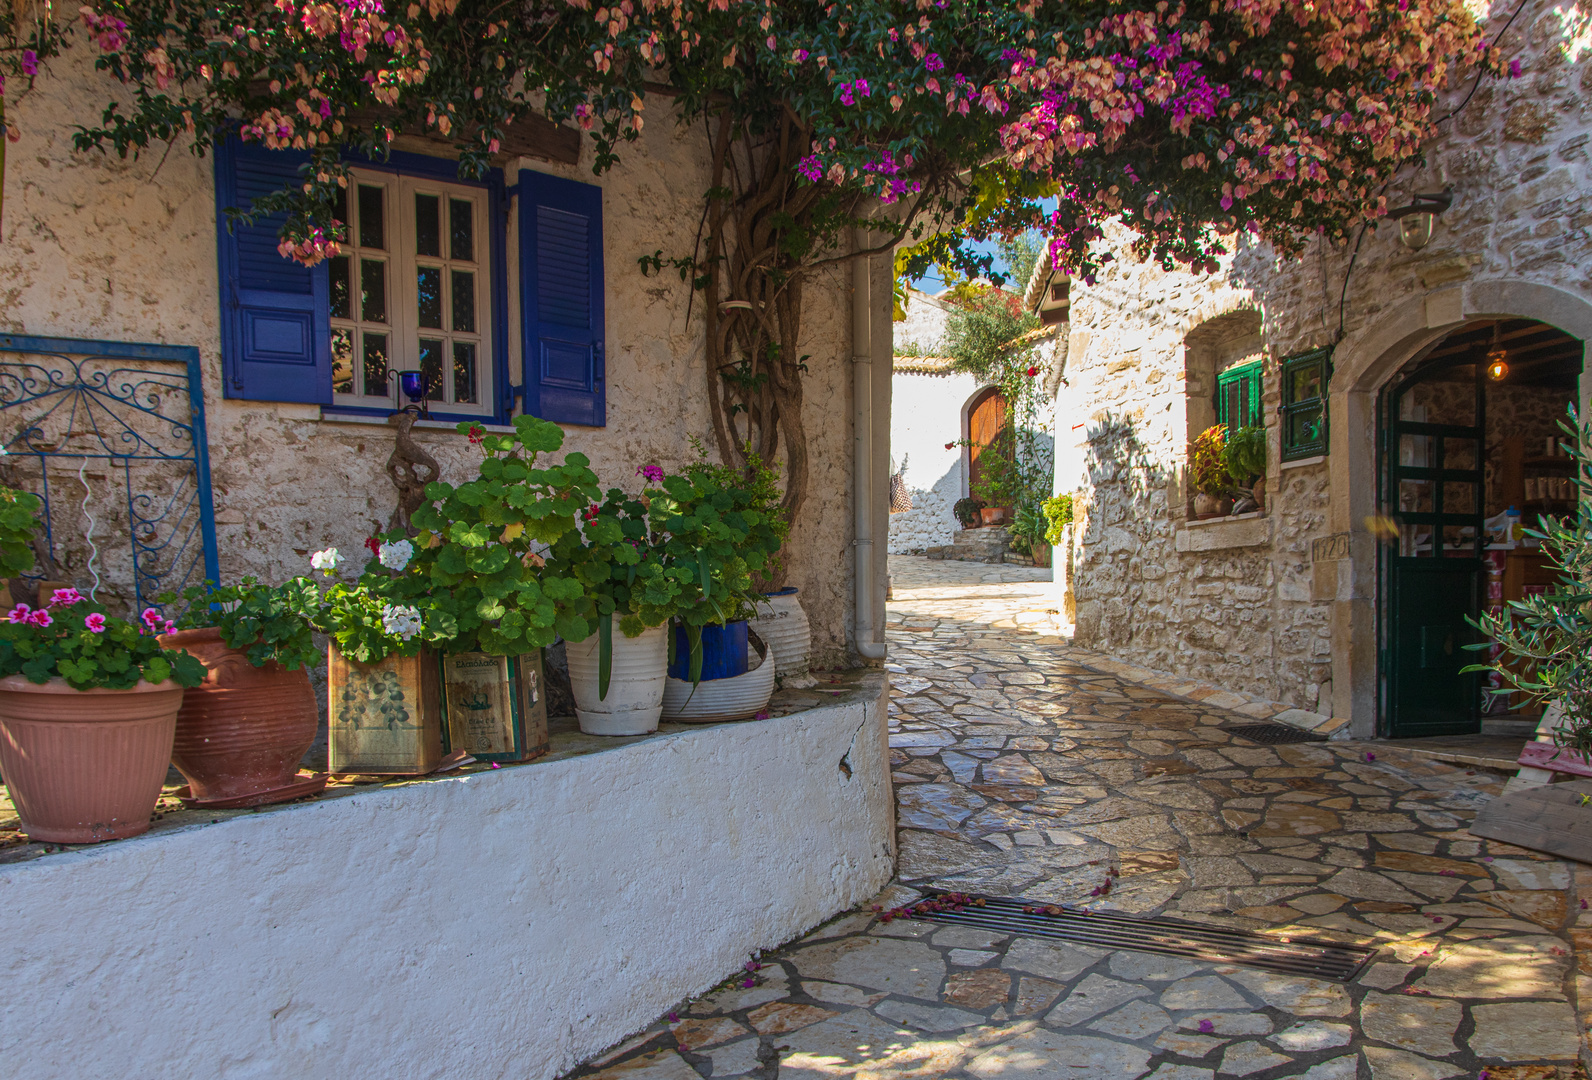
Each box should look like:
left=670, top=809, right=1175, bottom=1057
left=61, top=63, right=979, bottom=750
left=1181, top=309, right=1266, bottom=517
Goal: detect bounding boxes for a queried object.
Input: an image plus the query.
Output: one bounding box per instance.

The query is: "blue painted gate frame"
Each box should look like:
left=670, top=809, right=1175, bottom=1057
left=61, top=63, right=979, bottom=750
left=0, top=334, right=220, bottom=612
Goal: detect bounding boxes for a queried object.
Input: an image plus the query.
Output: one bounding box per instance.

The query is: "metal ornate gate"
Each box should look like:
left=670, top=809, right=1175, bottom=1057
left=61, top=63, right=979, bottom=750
left=0, top=334, right=219, bottom=614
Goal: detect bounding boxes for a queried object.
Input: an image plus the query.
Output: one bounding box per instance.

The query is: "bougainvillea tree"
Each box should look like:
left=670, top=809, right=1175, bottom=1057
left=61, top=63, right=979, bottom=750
left=3, top=0, right=1503, bottom=525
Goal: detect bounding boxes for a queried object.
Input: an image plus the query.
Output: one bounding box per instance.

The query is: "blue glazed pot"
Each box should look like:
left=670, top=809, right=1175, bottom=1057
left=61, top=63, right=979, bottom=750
left=669, top=620, right=750, bottom=682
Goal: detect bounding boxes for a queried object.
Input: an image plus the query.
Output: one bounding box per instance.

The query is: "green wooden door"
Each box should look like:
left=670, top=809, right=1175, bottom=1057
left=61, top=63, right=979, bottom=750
left=1384, top=362, right=1485, bottom=738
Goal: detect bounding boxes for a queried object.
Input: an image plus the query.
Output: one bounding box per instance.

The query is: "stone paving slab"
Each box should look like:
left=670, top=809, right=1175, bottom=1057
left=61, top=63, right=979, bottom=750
left=569, top=557, right=1591, bottom=1080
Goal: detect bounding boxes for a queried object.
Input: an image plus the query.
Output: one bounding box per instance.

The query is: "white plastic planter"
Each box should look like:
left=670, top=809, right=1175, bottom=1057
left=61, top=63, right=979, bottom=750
left=662, top=641, right=777, bottom=723
left=750, top=587, right=812, bottom=681
left=565, top=624, right=668, bottom=736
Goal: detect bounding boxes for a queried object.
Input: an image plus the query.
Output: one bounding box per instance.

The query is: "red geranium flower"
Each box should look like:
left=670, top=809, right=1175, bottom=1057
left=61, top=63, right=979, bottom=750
left=365, top=536, right=381, bottom=556
left=1025, top=366, right=1039, bottom=377
left=467, top=425, right=486, bottom=444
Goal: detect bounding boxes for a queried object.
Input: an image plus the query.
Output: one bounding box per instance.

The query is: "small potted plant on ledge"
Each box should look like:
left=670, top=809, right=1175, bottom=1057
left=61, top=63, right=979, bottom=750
left=0, top=592, right=207, bottom=843
left=953, top=497, right=985, bottom=530
left=1222, top=424, right=1268, bottom=514
left=159, top=576, right=326, bottom=808
left=1189, top=425, right=1235, bottom=519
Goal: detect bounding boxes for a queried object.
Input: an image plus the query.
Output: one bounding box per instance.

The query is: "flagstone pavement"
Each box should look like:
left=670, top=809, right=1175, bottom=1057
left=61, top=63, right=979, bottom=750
left=570, top=556, right=1590, bottom=1080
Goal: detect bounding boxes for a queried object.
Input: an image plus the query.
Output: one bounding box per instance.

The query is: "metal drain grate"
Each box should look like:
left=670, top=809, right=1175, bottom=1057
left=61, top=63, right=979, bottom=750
left=912, top=894, right=1375, bottom=982
left=1222, top=722, right=1328, bottom=745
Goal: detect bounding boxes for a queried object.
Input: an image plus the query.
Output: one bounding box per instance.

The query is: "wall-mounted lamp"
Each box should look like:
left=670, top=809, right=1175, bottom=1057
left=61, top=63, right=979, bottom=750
left=397, top=370, right=431, bottom=419
left=1387, top=190, right=1453, bottom=251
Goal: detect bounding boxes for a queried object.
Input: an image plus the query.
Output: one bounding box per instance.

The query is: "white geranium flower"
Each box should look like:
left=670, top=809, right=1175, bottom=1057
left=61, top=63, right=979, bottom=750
left=378, top=539, right=415, bottom=572
left=381, top=603, right=423, bottom=642
left=310, top=547, right=342, bottom=575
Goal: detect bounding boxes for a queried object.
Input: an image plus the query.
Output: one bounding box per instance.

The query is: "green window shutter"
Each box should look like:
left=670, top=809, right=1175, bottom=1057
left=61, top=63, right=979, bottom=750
left=1215, top=359, right=1263, bottom=430
left=1281, top=347, right=1331, bottom=461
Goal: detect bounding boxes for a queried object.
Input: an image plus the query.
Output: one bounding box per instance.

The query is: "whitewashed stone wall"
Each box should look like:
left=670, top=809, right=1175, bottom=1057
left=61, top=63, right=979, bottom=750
left=1058, top=9, right=1592, bottom=719
left=888, top=369, right=981, bottom=552
left=1, top=48, right=862, bottom=666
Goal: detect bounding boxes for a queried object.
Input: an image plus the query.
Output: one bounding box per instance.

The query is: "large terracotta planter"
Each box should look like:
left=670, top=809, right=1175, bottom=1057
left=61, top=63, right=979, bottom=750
left=979, top=507, right=1007, bottom=526
left=159, top=627, right=322, bottom=807
left=0, top=675, right=183, bottom=843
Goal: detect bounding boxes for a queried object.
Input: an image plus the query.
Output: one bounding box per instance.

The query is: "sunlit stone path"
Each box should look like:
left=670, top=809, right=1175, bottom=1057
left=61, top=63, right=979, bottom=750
left=569, top=556, right=1589, bottom=1080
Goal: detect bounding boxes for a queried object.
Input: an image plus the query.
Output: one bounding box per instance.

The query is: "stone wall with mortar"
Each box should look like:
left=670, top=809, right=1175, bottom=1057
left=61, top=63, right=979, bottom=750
left=1058, top=8, right=1591, bottom=715
left=0, top=48, right=863, bottom=667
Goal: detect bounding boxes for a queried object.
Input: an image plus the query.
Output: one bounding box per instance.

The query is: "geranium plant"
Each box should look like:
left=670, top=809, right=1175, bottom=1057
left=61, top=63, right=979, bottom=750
left=0, top=485, right=41, bottom=578
left=0, top=588, right=206, bottom=689
left=372, top=415, right=598, bottom=656
left=164, top=576, right=324, bottom=670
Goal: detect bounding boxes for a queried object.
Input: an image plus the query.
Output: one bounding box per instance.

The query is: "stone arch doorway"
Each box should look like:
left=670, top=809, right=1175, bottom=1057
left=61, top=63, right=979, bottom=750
left=965, top=386, right=1009, bottom=502
left=1375, top=314, right=1585, bottom=738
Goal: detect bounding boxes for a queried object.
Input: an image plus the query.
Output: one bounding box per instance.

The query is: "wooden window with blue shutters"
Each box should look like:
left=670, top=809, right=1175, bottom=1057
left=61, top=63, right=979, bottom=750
left=1215, top=358, right=1264, bottom=430
left=519, top=169, right=605, bottom=426
left=216, top=139, right=511, bottom=420
left=1280, top=347, right=1331, bottom=460
left=214, top=138, right=332, bottom=404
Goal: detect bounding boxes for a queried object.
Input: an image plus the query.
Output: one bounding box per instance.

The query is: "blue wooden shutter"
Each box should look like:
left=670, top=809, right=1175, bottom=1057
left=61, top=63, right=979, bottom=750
left=214, top=138, right=331, bottom=403
left=519, top=170, right=605, bottom=426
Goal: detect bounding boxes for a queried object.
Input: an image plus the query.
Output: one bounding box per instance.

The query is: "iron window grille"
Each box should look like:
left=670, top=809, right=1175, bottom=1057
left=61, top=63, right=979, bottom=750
left=1281, top=347, right=1331, bottom=461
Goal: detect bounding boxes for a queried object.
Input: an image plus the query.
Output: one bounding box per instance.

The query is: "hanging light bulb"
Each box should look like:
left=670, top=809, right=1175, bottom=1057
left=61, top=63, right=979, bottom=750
left=1484, top=322, right=1509, bottom=382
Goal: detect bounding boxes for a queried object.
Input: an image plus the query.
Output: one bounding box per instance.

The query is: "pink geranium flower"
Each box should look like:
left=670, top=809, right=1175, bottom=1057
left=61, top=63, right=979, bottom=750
left=48, top=588, right=85, bottom=608
left=7, top=604, right=32, bottom=624
left=635, top=464, right=664, bottom=484
left=26, top=608, right=52, bottom=628
left=84, top=613, right=107, bottom=633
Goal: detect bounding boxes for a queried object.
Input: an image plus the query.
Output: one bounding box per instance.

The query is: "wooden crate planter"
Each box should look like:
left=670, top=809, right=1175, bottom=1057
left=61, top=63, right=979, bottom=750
left=440, top=651, right=549, bottom=764
left=328, top=646, right=445, bottom=775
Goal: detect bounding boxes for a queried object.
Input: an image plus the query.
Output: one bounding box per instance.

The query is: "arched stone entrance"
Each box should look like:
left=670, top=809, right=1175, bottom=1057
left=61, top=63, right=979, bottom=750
left=1323, top=281, right=1592, bottom=737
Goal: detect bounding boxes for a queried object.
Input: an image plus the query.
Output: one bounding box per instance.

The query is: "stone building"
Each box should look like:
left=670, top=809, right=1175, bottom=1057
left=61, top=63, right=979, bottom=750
left=0, top=45, right=893, bottom=666
left=1052, top=7, right=1590, bottom=739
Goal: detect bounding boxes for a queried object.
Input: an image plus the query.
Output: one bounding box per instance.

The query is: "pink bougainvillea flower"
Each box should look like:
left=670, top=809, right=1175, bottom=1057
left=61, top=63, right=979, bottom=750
left=1198, top=1019, right=1215, bottom=1033
left=26, top=608, right=53, bottom=627
left=667, top=1012, right=678, bottom=1023
left=739, top=978, right=754, bottom=989
left=754, top=710, right=770, bottom=720
left=84, top=612, right=107, bottom=633
left=21, top=50, right=37, bottom=76
left=7, top=604, right=32, bottom=624
left=1508, top=59, right=1521, bottom=78
left=48, top=588, right=85, bottom=607
left=1364, top=752, right=1376, bottom=761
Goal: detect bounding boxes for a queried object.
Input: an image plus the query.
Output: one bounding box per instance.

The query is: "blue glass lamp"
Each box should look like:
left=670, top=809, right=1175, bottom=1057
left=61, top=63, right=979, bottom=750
left=397, top=370, right=429, bottom=419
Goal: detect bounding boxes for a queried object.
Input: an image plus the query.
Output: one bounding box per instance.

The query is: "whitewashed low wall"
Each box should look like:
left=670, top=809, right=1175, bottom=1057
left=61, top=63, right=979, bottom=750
left=0, top=680, right=892, bottom=1080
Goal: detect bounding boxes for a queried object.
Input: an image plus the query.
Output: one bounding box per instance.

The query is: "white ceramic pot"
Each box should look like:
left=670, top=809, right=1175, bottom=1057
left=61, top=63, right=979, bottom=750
left=565, top=624, right=668, bottom=736
left=750, top=587, right=811, bottom=679
left=663, top=641, right=776, bottom=723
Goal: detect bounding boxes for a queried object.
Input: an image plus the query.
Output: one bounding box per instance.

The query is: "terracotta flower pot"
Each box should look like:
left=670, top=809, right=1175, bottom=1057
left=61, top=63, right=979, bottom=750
left=160, top=627, right=320, bottom=806
left=0, top=675, right=184, bottom=843
left=979, top=507, right=1007, bottom=526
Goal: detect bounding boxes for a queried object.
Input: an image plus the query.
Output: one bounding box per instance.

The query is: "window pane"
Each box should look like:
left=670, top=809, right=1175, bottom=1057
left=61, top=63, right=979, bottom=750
left=1289, top=363, right=1323, bottom=402
left=329, top=256, right=352, bottom=320
left=360, top=259, right=388, bottom=323
left=1285, top=404, right=1322, bottom=450
left=416, top=266, right=443, bottom=328
left=451, top=270, right=476, bottom=333
left=358, top=185, right=385, bottom=250
left=453, top=341, right=478, bottom=404
left=1399, top=479, right=1433, bottom=514
left=1400, top=433, right=1434, bottom=468
left=1442, top=437, right=1479, bottom=472
left=332, top=186, right=349, bottom=240
left=415, top=193, right=441, bottom=258
left=419, top=338, right=444, bottom=401
left=362, top=333, right=390, bottom=397
left=1444, top=482, right=1477, bottom=515
left=450, top=199, right=474, bottom=262
left=331, top=328, right=355, bottom=394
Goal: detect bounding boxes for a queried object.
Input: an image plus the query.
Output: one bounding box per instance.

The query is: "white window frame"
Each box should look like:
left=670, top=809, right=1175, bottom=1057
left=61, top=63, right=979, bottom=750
left=330, top=168, right=493, bottom=416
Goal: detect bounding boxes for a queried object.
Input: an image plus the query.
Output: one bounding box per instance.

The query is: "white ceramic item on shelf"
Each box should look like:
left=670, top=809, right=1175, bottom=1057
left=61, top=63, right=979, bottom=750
left=565, top=624, right=668, bottom=736
left=662, top=640, right=776, bottom=723
left=750, top=587, right=811, bottom=682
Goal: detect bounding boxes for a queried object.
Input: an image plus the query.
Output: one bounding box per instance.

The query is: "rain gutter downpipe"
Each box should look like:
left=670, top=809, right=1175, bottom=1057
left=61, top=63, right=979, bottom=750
left=852, top=228, right=887, bottom=661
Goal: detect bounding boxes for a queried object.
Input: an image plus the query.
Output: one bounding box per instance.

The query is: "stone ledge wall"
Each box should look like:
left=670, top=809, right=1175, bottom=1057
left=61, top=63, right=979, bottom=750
left=1060, top=8, right=1588, bottom=713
